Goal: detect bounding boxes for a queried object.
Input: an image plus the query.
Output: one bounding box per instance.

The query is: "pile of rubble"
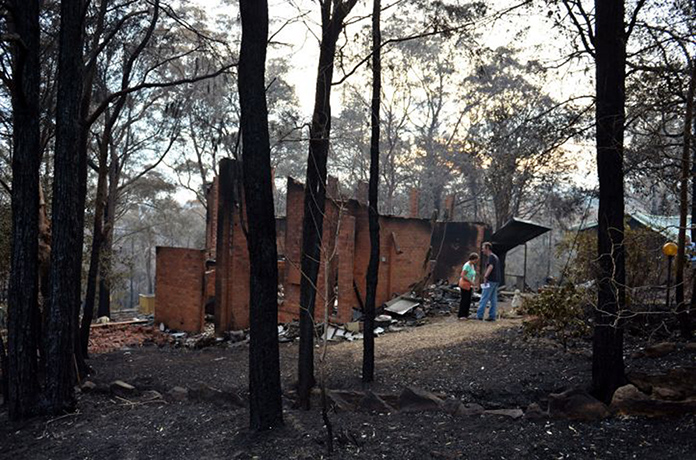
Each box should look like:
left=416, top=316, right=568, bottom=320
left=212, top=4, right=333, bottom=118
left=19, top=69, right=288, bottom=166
left=88, top=323, right=171, bottom=354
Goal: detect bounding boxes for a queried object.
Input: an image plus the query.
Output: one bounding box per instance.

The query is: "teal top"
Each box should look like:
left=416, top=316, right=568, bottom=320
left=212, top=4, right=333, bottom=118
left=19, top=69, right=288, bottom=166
left=462, top=261, right=476, bottom=283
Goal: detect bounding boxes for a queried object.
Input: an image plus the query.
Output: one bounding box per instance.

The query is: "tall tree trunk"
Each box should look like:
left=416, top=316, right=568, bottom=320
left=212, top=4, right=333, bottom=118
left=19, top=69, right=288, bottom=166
left=97, top=158, right=118, bottom=319
left=297, top=0, right=358, bottom=409
left=7, top=0, right=41, bottom=420
left=363, top=0, right=381, bottom=384
left=238, top=0, right=283, bottom=430
left=80, top=131, right=109, bottom=355
left=592, top=0, right=627, bottom=404
left=678, top=62, right=695, bottom=339
left=691, top=95, right=696, bottom=328
left=78, top=0, right=110, bottom=357
left=44, top=0, right=85, bottom=414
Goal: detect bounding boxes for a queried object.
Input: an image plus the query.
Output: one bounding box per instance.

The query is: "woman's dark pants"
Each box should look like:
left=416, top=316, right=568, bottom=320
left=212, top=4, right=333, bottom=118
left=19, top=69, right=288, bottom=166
left=458, top=288, right=472, bottom=318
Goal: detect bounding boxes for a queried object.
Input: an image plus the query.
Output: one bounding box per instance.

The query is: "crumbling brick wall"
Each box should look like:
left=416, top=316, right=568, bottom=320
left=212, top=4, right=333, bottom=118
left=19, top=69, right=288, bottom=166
left=155, top=247, right=206, bottom=333
left=281, top=177, right=353, bottom=324
left=205, top=179, right=219, bottom=260
left=214, top=159, right=250, bottom=333
left=353, top=212, right=433, bottom=308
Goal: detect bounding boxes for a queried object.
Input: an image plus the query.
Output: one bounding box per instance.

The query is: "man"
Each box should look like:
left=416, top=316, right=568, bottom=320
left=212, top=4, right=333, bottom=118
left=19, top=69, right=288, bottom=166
left=477, top=242, right=500, bottom=321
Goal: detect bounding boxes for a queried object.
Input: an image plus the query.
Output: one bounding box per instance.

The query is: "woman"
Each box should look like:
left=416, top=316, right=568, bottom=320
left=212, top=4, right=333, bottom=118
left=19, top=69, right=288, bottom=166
left=458, top=252, right=479, bottom=320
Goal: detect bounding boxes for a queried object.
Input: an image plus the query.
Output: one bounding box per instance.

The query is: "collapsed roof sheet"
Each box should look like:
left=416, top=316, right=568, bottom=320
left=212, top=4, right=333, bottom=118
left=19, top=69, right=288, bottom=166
left=491, top=218, right=551, bottom=254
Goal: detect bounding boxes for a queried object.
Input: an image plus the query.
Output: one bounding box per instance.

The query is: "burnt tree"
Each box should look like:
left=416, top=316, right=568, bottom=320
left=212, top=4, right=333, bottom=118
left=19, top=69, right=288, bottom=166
left=592, top=0, right=628, bottom=403
left=44, top=0, right=86, bottom=414
left=297, top=0, right=358, bottom=409
left=81, top=0, right=161, bottom=352
left=677, top=62, right=695, bottom=339
left=238, top=0, right=283, bottom=430
left=363, top=0, right=381, bottom=384
left=6, top=0, right=41, bottom=420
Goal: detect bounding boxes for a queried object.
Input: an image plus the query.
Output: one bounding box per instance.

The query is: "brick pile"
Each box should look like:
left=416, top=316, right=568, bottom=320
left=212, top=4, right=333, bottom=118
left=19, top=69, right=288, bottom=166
left=88, top=325, right=171, bottom=355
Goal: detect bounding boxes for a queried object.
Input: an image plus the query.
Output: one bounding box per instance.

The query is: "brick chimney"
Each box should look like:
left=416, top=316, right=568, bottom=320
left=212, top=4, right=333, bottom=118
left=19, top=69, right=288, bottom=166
left=409, top=188, right=420, bottom=218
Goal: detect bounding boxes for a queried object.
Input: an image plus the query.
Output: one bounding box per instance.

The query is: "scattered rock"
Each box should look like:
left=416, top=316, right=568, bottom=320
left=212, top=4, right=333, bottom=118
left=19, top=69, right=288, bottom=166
left=652, top=386, right=684, bottom=401
left=548, top=388, right=609, bottom=421
left=611, top=383, right=696, bottom=417
left=524, top=402, right=546, bottom=420
left=81, top=381, right=97, bottom=392
left=359, top=391, right=394, bottom=413
left=454, top=403, right=485, bottom=417
left=110, top=380, right=137, bottom=398
left=640, top=342, right=677, bottom=358
left=327, top=390, right=356, bottom=412
left=484, top=408, right=524, bottom=419
left=189, top=383, right=244, bottom=407
left=398, top=386, right=443, bottom=412
left=440, top=398, right=464, bottom=415
left=141, top=390, right=163, bottom=401
left=628, top=367, right=696, bottom=399
left=168, top=386, right=189, bottom=401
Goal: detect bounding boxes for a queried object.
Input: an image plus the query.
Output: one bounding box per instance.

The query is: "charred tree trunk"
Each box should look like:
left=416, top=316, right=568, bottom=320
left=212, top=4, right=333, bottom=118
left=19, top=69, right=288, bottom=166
left=7, top=0, right=41, bottom=420
left=592, top=0, right=627, bottom=404
left=44, top=0, right=85, bottom=414
left=97, top=158, right=118, bottom=319
left=677, top=63, right=695, bottom=339
left=363, top=0, right=381, bottom=384
left=0, top=333, right=8, bottom=404
left=238, top=0, right=283, bottom=430
left=78, top=0, right=110, bottom=357
left=80, top=129, right=109, bottom=355
left=297, top=0, right=358, bottom=410
left=691, top=98, right=696, bottom=329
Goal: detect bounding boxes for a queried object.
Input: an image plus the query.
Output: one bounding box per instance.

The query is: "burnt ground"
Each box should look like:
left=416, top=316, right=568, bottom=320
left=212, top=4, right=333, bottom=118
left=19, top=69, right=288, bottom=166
left=1, top=316, right=695, bottom=460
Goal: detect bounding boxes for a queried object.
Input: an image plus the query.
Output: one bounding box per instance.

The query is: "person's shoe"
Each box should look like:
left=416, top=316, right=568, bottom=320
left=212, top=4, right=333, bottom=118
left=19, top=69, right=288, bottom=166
left=458, top=317, right=468, bottom=321
left=476, top=317, right=483, bottom=321
left=484, top=317, right=496, bottom=322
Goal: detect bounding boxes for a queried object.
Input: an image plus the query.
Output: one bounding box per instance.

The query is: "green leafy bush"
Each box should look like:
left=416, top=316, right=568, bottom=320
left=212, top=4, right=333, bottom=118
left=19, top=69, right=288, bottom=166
left=521, top=284, right=592, bottom=348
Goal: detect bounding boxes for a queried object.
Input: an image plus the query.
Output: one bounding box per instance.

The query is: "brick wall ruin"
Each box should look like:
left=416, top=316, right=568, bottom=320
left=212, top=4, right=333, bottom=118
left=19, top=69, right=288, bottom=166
left=155, top=247, right=206, bottom=332
left=154, top=160, right=491, bottom=333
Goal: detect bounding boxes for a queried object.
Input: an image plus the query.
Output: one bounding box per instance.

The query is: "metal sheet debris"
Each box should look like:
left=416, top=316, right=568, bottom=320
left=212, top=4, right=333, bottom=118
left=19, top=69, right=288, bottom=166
left=384, top=296, right=421, bottom=315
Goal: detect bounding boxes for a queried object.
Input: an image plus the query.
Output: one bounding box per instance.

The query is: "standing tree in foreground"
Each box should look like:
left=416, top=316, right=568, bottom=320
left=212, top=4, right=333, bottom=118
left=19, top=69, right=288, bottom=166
left=363, top=0, right=381, bottom=384
left=6, top=0, right=41, bottom=420
left=238, top=0, right=283, bottom=430
left=592, top=0, right=629, bottom=403
left=297, top=0, right=358, bottom=409
left=44, top=0, right=85, bottom=414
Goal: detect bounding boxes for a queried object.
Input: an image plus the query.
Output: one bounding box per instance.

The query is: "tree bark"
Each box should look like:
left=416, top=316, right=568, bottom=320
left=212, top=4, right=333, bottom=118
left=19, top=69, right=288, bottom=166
left=678, top=62, right=695, bottom=339
left=97, top=157, right=118, bottom=319
left=79, top=0, right=110, bottom=357
left=80, top=127, right=109, bottom=355
left=238, top=0, right=284, bottom=430
left=297, top=0, right=358, bottom=410
left=7, top=0, right=41, bottom=420
left=592, top=0, right=627, bottom=404
left=363, top=0, right=381, bottom=384
left=44, top=0, right=85, bottom=415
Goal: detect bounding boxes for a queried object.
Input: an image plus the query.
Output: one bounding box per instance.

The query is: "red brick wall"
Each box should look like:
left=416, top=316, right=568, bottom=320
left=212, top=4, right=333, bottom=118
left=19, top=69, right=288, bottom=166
left=205, top=179, right=219, bottom=259
left=155, top=247, right=205, bottom=333
left=353, top=213, right=432, bottom=307
left=409, top=188, right=420, bottom=218
left=215, top=160, right=250, bottom=332
left=281, top=177, right=352, bottom=324
left=336, top=214, right=356, bottom=323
